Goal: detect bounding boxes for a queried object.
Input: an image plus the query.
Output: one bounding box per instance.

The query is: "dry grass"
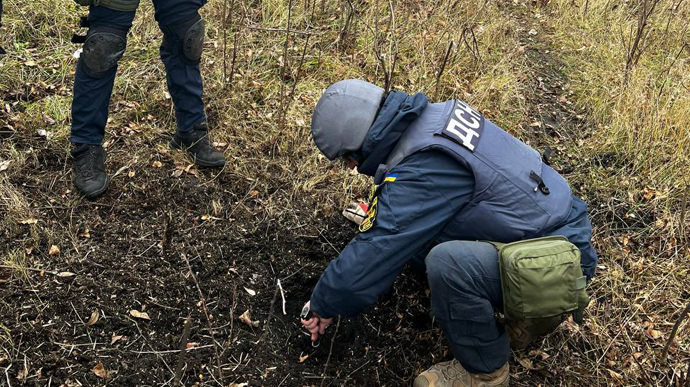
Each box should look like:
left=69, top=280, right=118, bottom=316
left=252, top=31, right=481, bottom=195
left=0, top=0, right=688, bottom=385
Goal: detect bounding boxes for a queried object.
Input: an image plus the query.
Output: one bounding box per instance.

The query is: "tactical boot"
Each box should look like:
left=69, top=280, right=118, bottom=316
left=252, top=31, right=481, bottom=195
left=413, top=360, right=509, bottom=387
left=169, top=122, right=226, bottom=167
left=72, top=143, right=109, bottom=199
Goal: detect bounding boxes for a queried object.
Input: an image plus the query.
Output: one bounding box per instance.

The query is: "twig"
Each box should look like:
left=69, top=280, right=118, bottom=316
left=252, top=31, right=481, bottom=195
left=320, top=316, right=341, bottom=387
left=279, top=0, right=295, bottom=130
left=435, top=40, right=454, bottom=99
left=4, top=364, right=11, bottom=387
left=181, top=253, right=224, bottom=382
left=173, top=315, right=192, bottom=386
left=0, top=265, right=58, bottom=275
left=262, top=283, right=280, bottom=337
left=130, top=345, right=214, bottom=355
left=661, top=301, right=690, bottom=363
left=277, top=279, right=287, bottom=315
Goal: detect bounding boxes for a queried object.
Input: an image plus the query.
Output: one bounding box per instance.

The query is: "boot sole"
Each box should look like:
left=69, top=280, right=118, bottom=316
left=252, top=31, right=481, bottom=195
left=78, top=177, right=109, bottom=200
left=169, top=138, right=226, bottom=168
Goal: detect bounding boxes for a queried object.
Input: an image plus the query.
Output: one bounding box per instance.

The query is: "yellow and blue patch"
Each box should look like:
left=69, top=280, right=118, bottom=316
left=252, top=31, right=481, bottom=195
left=384, top=173, right=398, bottom=182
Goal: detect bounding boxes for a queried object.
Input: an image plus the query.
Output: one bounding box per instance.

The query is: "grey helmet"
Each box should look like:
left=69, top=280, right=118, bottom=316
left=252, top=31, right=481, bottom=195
left=311, top=79, right=386, bottom=160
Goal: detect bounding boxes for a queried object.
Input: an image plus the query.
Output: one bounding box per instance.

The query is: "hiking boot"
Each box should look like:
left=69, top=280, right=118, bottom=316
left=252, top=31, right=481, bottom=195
left=413, top=360, right=508, bottom=387
left=71, top=143, right=109, bottom=199
left=169, top=122, right=226, bottom=167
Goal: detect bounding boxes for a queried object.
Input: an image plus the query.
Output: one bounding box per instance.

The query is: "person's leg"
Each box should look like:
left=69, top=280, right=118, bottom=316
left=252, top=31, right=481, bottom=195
left=425, top=241, right=509, bottom=373
left=70, top=6, right=136, bottom=198
left=152, top=0, right=225, bottom=167
left=153, top=0, right=208, bottom=133
left=70, top=6, right=136, bottom=145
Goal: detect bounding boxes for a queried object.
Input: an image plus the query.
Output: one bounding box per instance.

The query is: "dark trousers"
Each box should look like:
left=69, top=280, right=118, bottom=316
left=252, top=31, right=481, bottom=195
left=70, top=0, right=207, bottom=145
left=425, top=241, right=510, bottom=374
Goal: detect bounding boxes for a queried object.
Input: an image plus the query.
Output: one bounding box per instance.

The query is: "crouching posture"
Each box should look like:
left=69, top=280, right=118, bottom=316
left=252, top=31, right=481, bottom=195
left=70, top=0, right=225, bottom=198
left=301, top=80, right=597, bottom=386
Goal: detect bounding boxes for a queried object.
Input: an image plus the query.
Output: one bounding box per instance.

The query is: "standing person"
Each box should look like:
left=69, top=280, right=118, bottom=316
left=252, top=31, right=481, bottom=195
left=300, top=80, right=597, bottom=387
left=70, top=0, right=225, bottom=198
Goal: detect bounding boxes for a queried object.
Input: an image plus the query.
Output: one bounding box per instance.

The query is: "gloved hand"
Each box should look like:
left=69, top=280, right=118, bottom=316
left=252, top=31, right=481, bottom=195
left=342, top=202, right=368, bottom=226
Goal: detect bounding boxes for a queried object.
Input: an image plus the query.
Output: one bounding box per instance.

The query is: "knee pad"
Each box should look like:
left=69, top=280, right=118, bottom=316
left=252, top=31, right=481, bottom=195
left=81, top=25, right=127, bottom=78
left=161, top=13, right=205, bottom=66
left=74, top=0, right=140, bottom=12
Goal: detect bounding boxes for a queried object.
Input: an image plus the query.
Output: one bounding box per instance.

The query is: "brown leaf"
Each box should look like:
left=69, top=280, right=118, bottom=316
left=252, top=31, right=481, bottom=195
left=517, top=357, right=536, bottom=370
left=19, top=218, right=38, bottom=225
left=49, top=245, right=60, bottom=256
left=0, top=160, right=10, bottom=172
left=127, top=170, right=136, bottom=178
left=185, top=342, right=198, bottom=349
left=92, top=363, right=108, bottom=378
left=111, top=335, right=125, bottom=344
left=299, top=354, right=309, bottom=363
left=244, top=287, right=256, bottom=296
left=80, top=229, right=91, bottom=238
left=24, top=60, right=37, bottom=67
left=645, top=327, right=663, bottom=340
left=56, top=272, right=76, bottom=278
left=85, top=310, right=100, bottom=327
left=239, top=310, right=259, bottom=328
left=129, top=310, right=151, bottom=320
left=249, top=190, right=260, bottom=197
left=152, top=161, right=163, bottom=168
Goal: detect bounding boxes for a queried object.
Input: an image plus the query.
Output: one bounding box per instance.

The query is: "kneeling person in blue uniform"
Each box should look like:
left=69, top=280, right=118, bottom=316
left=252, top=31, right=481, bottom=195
left=300, top=80, right=597, bottom=386
left=70, top=0, right=226, bottom=198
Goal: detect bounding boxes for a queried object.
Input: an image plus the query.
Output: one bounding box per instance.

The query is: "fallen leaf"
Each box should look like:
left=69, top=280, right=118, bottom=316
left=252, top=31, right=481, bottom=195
left=56, top=272, right=76, bottom=278
left=92, top=363, right=108, bottom=378
left=80, top=229, right=91, bottom=238
left=528, top=29, right=538, bottom=35
left=49, top=245, right=60, bottom=256
left=244, top=287, right=256, bottom=296
left=228, top=383, right=248, bottom=387
left=24, top=60, right=37, bottom=67
left=85, top=310, right=100, bottom=327
left=172, top=169, right=183, bottom=178
left=239, top=310, right=259, bottom=328
left=111, top=335, right=125, bottom=344
left=130, top=310, right=151, bottom=320
left=185, top=342, right=198, bottom=349
left=517, top=357, right=535, bottom=370
left=127, top=170, right=136, bottom=178
left=299, top=354, right=309, bottom=363
left=645, top=327, right=663, bottom=340
left=529, top=121, right=541, bottom=128
left=19, top=218, right=38, bottom=225
left=249, top=190, right=260, bottom=197
left=0, top=160, right=10, bottom=171
left=152, top=161, right=162, bottom=168
left=201, top=214, right=221, bottom=221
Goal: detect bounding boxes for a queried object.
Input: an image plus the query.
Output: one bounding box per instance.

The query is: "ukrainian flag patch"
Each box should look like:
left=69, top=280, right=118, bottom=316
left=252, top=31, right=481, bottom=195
left=384, top=173, right=398, bottom=182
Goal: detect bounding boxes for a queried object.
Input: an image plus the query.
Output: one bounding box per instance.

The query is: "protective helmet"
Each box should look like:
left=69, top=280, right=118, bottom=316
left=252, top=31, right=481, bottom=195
left=311, top=79, right=385, bottom=160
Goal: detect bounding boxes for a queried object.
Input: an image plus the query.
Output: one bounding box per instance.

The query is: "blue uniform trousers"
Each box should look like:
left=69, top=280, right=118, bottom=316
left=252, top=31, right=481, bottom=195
left=425, top=241, right=510, bottom=374
left=70, top=0, right=207, bottom=145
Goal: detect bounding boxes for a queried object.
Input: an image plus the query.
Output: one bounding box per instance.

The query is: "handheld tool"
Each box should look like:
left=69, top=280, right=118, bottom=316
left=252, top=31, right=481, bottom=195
left=300, top=304, right=320, bottom=348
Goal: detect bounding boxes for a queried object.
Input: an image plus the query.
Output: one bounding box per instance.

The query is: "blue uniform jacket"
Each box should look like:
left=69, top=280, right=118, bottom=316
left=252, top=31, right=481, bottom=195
left=310, top=94, right=597, bottom=319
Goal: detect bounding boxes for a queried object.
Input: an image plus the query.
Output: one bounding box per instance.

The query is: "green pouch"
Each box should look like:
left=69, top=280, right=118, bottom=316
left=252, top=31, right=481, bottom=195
left=496, top=236, right=589, bottom=321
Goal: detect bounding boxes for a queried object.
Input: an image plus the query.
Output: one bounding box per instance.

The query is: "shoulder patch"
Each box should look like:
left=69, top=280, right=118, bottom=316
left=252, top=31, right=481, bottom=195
left=441, top=100, right=485, bottom=152
left=358, top=196, right=378, bottom=232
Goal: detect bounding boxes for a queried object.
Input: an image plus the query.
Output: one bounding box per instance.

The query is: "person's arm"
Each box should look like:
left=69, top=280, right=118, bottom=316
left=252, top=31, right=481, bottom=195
left=309, top=153, right=474, bottom=318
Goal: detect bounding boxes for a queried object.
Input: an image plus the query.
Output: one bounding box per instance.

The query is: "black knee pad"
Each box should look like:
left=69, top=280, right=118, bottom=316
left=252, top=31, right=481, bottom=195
left=81, top=25, right=127, bottom=78
left=161, top=13, right=205, bottom=66
left=74, top=0, right=140, bottom=12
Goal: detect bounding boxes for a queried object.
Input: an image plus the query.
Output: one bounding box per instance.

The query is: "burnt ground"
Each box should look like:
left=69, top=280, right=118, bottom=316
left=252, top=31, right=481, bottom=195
left=0, top=131, right=441, bottom=386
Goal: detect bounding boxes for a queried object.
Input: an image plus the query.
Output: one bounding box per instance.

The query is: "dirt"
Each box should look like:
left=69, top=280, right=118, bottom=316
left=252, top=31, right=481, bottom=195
left=0, top=126, right=451, bottom=386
